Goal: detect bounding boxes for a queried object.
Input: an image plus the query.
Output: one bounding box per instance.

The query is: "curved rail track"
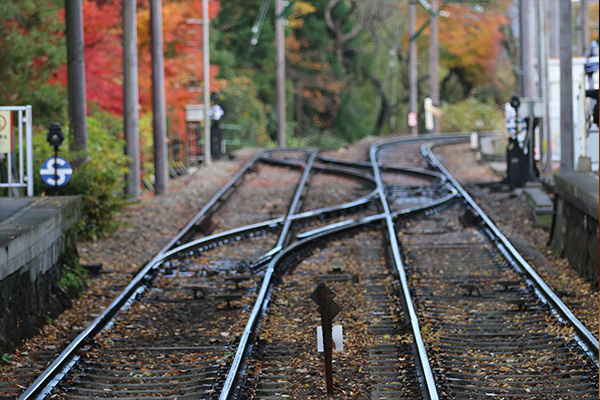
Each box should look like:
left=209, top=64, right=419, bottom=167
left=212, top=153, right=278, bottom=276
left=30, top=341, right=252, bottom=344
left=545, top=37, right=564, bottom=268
left=1, top=134, right=597, bottom=400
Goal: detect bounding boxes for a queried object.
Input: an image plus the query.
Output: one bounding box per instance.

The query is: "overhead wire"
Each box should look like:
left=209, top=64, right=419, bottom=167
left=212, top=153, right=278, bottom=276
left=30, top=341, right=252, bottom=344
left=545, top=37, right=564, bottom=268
left=243, top=0, right=272, bottom=68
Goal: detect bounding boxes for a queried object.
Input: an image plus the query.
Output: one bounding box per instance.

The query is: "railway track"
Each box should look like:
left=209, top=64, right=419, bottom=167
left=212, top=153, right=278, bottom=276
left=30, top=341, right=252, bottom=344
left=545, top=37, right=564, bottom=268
left=1, top=135, right=597, bottom=399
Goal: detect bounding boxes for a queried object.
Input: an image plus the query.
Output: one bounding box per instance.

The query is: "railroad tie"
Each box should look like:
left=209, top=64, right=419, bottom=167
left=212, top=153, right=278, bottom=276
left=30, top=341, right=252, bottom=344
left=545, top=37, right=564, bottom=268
left=459, top=282, right=482, bottom=297
left=180, top=285, right=207, bottom=299
left=214, top=293, right=244, bottom=309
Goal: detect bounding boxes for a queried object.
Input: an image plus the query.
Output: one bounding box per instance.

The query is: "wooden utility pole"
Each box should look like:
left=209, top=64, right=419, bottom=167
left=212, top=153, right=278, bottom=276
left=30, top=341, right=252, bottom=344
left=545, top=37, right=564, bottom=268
left=428, top=0, right=439, bottom=133
left=150, top=0, right=168, bottom=194
left=202, top=0, right=212, bottom=165
left=409, top=0, right=418, bottom=136
left=65, top=0, right=88, bottom=161
left=123, top=0, right=141, bottom=200
left=275, top=0, right=286, bottom=147
left=559, top=0, right=574, bottom=172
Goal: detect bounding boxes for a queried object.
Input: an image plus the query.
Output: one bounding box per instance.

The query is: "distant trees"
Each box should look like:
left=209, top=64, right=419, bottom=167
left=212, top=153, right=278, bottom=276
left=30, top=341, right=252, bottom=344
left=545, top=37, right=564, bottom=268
left=213, top=0, right=517, bottom=140
left=437, top=1, right=513, bottom=104
left=1, top=0, right=519, bottom=147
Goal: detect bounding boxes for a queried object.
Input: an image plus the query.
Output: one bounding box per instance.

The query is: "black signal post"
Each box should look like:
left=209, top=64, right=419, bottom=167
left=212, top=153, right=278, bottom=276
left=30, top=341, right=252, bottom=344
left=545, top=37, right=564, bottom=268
left=46, top=122, right=64, bottom=194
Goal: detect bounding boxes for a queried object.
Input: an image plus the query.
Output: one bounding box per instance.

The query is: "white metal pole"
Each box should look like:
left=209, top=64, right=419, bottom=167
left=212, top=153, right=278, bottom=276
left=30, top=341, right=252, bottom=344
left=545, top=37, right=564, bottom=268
left=203, top=0, right=212, bottom=165
left=18, top=109, right=24, bottom=184
left=26, top=106, right=33, bottom=196
left=538, top=0, right=552, bottom=172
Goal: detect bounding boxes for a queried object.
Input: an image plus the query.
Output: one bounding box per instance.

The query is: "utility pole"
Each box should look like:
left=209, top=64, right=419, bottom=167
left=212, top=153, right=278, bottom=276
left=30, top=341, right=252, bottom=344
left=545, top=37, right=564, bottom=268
left=538, top=0, right=552, bottom=172
left=409, top=0, right=418, bottom=136
left=65, top=0, right=88, bottom=164
left=150, top=0, right=168, bottom=194
left=202, top=0, right=212, bottom=165
left=550, top=0, right=560, bottom=58
left=559, top=0, right=574, bottom=172
left=520, top=0, right=536, bottom=99
left=123, top=0, right=141, bottom=200
left=275, top=0, right=286, bottom=147
left=428, top=0, right=439, bottom=133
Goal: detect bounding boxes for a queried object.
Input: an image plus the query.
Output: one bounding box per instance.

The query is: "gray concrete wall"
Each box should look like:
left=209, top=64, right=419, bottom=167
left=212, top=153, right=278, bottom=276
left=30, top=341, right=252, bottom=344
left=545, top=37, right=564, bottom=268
left=0, top=197, right=81, bottom=354
left=550, top=173, right=599, bottom=287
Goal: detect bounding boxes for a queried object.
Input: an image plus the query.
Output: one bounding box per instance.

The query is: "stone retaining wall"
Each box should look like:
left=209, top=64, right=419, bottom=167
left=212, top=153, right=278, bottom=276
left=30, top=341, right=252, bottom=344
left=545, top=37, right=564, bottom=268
left=0, top=197, right=81, bottom=354
left=550, top=173, right=599, bottom=287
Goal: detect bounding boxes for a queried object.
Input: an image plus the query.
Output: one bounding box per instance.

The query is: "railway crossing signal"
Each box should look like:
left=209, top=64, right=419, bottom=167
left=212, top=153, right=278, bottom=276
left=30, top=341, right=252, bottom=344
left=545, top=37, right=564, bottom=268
left=311, top=283, right=341, bottom=396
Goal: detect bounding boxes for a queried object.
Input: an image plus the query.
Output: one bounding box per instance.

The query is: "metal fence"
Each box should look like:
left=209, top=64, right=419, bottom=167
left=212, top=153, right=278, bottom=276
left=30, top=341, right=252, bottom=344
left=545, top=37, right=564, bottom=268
left=0, top=106, right=34, bottom=196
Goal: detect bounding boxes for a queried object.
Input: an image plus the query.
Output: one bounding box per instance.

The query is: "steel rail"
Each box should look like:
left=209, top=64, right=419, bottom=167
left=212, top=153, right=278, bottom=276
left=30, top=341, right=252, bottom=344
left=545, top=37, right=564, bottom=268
left=262, top=152, right=379, bottom=184
left=217, top=210, right=398, bottom=400
left=172, top=150, right=268, bottom=247
left=218, top=149, right=318, bottom=399
left=316, top=154, right=448, bottom=184
left=18, top=151, right=267, bottom=400
left=422, top=141, right=600, bottom=365
left=211, top=147, right=461, bottom=399
left=296, top=186, right=459, bottom=240
left=369, top=141, right=440, bottom=400
left=22, top=149, right=382, bottom=397
left=17, top=140, right=469, bottom=400
left=267, top=152, right=448, bottom=186
left=216, top=180, right=459, bottom=399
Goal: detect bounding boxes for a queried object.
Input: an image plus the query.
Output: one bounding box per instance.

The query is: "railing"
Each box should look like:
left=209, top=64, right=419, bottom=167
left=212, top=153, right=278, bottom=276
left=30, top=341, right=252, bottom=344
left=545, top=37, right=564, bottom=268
left=221, top=123, right=256, bottom=153
left=0, top=106, right=33, bottom=196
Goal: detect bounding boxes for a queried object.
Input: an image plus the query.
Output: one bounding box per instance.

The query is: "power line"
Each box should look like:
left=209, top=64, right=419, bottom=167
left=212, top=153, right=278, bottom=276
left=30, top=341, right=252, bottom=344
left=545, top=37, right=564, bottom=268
left=243, top=0, right=272, bottom=68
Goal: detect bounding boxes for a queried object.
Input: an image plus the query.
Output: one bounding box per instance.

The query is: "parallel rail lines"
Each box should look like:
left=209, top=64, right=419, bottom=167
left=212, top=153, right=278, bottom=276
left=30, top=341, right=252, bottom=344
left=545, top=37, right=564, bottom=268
left=5, top=134, right=597, bottom=400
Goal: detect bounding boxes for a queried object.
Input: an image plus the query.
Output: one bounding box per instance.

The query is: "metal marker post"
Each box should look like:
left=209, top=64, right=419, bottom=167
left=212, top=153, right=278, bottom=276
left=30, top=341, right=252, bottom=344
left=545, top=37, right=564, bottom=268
left=311, top=283, right=341, bottom=396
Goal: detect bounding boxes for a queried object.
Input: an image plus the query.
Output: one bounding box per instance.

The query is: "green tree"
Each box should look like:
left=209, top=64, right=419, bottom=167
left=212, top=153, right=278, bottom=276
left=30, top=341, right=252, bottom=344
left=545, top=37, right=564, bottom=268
left=219, top=76, right=271, bottom=146
left=33, top=114, right=129, bottom=239
left=0, top=1, right=67, bottom=126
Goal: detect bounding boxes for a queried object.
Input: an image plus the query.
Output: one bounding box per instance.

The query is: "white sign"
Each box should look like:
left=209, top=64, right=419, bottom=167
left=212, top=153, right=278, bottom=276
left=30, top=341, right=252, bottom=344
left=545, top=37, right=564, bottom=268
left=185, top=104, right=224, bottom=122
left=0, top=110, right=13, bottom=153
left=185, top=104, right=205, bottom=122
left=408, top=111, right=417, bottom=128
left=317, top=325, right=343, bottom=352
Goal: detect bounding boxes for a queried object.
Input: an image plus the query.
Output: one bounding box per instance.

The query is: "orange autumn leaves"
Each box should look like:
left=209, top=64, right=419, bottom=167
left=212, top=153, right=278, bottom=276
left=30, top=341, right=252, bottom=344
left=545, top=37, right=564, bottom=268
left=439, top=4, right=509, bottom=87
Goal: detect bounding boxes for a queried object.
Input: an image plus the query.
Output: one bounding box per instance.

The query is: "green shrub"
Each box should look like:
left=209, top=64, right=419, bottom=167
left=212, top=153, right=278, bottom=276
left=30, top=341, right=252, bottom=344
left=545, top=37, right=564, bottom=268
left=33, top=115, right=129, bottom=240
left=0, top=348, right=12, bottom=365
left=439, top=97, right=505, bottom=133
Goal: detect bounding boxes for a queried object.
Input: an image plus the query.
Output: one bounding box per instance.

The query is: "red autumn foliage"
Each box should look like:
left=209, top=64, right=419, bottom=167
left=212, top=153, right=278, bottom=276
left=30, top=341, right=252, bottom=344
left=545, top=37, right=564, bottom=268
left=51, top=0, right=222, bottom=138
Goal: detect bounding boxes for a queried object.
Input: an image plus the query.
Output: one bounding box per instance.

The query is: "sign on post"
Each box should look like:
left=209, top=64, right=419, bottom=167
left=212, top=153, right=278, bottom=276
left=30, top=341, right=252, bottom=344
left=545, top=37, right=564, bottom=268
left=40, top=156, right=73, bottom=188
left=0, top=110, right=13, bottom=153
left=311, top=282, right=342, bottom=396
left=408, top=111, right=417, bottom=128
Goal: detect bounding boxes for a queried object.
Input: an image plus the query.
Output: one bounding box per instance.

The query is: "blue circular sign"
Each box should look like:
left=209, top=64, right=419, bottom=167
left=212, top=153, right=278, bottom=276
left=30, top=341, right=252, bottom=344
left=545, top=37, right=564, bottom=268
left=40, top=156, right=73, bottom=187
